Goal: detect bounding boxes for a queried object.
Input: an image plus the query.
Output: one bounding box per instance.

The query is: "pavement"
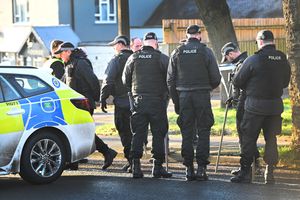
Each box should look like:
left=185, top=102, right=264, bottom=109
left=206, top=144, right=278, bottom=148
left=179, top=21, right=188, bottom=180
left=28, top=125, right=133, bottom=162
left=92, top=102, right=293, bottom=166
left=90, top=103, right=300, bottom=186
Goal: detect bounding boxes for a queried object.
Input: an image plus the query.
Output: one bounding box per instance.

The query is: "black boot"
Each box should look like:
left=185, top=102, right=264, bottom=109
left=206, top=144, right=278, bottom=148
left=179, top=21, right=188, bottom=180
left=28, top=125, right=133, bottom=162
left=132, top=159, right=143, bottom=178
left=231, top=168, right=240, bottom=176
left=78, top=158, right=89, bottom=164
left=122, top=159, right=132, bottom=173
left=102, top=148, right=117, bottom=170
left=230, top=166, right=251, bottom=183
left=264, top=165, right=275, bottom=184
left=65, top=162, right=79, bottom=170
left=196, top=166, right=208, bottom=181
left=185, top=165, right=196, bottom=181
left=152, top=160, right=172, bottom=178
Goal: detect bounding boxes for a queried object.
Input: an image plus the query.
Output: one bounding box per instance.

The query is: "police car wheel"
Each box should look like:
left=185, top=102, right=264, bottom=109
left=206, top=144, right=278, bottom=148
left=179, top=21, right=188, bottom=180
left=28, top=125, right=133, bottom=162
left=20, top=131, right=66, bottom=184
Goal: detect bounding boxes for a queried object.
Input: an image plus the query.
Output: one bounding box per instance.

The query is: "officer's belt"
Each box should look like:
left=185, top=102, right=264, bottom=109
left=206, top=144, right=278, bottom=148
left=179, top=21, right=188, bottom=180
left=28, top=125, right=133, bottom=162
left=176, top=86, right=211, bottom=91
left=133, top=94, right=164, bottom=100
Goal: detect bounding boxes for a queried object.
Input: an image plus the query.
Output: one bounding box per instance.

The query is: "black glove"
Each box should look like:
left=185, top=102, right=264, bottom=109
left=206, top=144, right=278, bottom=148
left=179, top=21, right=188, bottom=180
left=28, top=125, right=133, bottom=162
left=225, top=97, right=233, bottom=105
left=225, top=97, right=238, bottom=107
left=174, top=104, right=180, bottom=114
left=101, top=99, right=107, bottom=113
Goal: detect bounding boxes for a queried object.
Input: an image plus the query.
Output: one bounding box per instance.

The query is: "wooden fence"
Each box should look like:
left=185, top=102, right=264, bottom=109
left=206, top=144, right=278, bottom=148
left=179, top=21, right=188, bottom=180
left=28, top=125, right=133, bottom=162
left=162, top=18, right=286, bottom=55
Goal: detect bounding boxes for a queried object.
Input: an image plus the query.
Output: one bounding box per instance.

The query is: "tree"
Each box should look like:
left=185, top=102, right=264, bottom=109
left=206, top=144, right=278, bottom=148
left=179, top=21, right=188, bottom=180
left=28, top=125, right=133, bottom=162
left=117, top=0, right=130, bottom=38
left=283, top=0, right=300, bottom=152
left=194, top=0, right=237, bottom=62
left=194, top=0, right=238, bottom=107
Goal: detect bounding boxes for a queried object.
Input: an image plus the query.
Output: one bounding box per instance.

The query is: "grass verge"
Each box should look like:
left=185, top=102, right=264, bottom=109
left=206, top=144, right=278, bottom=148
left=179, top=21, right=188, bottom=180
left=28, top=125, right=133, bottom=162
left=259, top=145, right=300, bottom=168
left=96, top=98, right=292, bottom=136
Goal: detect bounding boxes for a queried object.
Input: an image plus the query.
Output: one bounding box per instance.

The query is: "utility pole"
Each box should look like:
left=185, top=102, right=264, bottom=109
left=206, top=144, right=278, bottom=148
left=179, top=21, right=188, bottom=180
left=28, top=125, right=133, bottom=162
left=117, top=0, right=130, bottom=38
left=70, top=0, right=75, bottom=30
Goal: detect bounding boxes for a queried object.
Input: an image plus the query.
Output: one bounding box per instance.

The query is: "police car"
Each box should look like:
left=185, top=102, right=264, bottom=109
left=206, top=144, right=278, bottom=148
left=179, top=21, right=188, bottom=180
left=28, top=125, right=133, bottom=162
left=0, top=66, right=95, bottom=184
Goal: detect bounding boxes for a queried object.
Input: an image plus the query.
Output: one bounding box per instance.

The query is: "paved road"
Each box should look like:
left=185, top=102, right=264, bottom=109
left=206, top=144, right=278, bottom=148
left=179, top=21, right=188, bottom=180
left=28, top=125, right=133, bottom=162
left=1, top=158, right=300, bottom=200
left=1, top=169, right=300, bottom=200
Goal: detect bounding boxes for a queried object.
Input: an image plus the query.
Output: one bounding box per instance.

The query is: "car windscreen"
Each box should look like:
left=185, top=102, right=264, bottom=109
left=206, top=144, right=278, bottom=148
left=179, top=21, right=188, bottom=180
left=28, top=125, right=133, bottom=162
left=3, top=74, right=53, bottom=98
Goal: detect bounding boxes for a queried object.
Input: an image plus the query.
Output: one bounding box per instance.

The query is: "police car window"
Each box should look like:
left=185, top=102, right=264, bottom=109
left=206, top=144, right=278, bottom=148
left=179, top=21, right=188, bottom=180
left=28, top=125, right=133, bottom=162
left=0, top=76, right=21, bottom=102
left=7, top=75, right=52, bottom=98
left=0, top=80, right=4, bottom=102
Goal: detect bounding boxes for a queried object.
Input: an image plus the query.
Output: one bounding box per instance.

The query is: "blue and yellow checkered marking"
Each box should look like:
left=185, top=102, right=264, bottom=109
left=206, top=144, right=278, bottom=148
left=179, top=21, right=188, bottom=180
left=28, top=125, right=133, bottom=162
left=20, top=91, right=67, bottom=130
left=0, top=89, right=93, bottom=135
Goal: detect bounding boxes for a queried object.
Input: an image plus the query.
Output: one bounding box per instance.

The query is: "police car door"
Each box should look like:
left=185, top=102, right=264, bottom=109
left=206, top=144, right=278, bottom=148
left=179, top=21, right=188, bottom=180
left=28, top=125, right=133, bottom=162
left=0, top=75, right=25, bottom=168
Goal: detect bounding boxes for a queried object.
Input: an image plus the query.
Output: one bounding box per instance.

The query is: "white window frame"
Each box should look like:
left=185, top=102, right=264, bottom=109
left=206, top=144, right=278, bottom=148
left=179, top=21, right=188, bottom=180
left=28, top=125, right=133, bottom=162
left=13, top=0, right=30, bottom=24
left=95, top=0, right=117, bottom=24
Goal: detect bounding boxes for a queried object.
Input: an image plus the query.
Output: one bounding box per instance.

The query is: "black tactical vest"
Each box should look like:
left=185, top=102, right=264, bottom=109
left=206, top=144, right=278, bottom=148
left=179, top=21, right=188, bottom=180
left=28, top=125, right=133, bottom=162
left=176, top=42, right=210, bottom=90
left=132, top=49, right=166, bottom=96
left=246, top=46, right=289, bottom=99
left=114, top=50, right=132, bottom=97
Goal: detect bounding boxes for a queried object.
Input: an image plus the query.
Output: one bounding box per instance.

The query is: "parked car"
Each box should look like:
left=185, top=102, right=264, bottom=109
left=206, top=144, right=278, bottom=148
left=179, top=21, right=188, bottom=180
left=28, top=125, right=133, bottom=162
left=0, top=66, right=95, bottom=184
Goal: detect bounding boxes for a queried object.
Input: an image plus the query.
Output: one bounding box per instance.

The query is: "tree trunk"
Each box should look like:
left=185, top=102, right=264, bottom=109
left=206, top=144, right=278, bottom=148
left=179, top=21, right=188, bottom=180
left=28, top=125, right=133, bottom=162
left=194, top=0, right=237, bottom=62
left=194, top=0, right=238, bottom=107
left=118, top=0, right=130, bottom=38
left=282, top=0, right=300, bottom=152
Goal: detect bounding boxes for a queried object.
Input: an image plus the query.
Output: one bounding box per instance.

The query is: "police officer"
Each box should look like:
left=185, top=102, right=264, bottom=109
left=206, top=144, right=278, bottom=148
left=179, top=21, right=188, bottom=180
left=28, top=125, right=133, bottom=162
left=56, top=42, right=118, bottom=170
left=167, top=25, right=221, bottom=181
left=122, top=32, right=172, bottom=179
left=43, top=40, right=65, bottom=82
left=231, top=30, right=291, bottom=184
left=101, top=35, right=133, bottom=172
left=221, top=42, right=261, bottom=175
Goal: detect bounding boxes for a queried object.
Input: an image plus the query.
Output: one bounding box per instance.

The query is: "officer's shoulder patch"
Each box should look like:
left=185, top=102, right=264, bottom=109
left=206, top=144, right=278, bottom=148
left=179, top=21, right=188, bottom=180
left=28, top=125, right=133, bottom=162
left=268, top=55, right=282, bottom=61
left=182, top=49, right=197, bottom=54
left=138, top=54, right=152, bottom=59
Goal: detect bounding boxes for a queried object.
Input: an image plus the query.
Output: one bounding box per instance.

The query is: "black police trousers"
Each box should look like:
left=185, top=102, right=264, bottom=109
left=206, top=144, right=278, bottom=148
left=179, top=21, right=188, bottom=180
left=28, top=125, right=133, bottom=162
left=177, top=90, right=214, bottom=167
left=95, top=135, right=109, bottom=154
left=236, top=95, right=260, bottom=159
left=114, top=105, right=132, bottom=160
left=240, top=111, right=282, bottom=167
left=130, top=96, right=168, bottom=162
left=90, top=108, right=110, bottom=154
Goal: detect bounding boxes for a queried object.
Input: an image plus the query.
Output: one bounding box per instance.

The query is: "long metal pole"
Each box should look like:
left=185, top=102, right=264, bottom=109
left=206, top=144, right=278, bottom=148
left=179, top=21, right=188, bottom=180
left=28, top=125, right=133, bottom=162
left=215, top=82, right=233, bottom=173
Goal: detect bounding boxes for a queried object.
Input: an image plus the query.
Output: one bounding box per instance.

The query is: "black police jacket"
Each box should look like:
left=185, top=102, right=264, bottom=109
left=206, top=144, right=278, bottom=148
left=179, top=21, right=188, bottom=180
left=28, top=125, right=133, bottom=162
left=231, top=51, right=248, bottom=100
left=167, top=38, right=221, bottom=91
left=67, top=49, right=100, bottom=109
left=233, top=45, right=291, bottom=115
left=167, top=38, right=221, bottom=105
left=122, top=46, right=169, bottom=97
left=101, top=49, right=133, bottom=108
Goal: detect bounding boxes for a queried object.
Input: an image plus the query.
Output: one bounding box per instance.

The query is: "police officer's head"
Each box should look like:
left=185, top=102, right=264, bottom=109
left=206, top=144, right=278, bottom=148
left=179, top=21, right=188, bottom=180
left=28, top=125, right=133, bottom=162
left=143, top=32, right=158, bottom=49
left=108, top=35, right=130, bottom=53
left=54, top=42, right=75, bottom=63
left=221, top=42, right=241, bottom=63
left=186, top=25, right=201, bottom=41
left=50, top=39, right=63, bottom=57
left=256, top=30, right=274, bottom=49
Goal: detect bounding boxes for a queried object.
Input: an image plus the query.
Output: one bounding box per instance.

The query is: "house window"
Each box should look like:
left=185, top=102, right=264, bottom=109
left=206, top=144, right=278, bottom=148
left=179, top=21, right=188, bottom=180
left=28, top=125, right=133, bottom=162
left=95, top=0, right=116, bottom=24
left=13, top=0, right=30, bottom=23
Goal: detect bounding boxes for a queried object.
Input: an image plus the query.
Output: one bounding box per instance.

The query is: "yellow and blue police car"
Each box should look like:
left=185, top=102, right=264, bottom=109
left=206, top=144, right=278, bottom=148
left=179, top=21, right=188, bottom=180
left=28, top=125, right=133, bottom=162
left=0, top=66, right=95, bottom=184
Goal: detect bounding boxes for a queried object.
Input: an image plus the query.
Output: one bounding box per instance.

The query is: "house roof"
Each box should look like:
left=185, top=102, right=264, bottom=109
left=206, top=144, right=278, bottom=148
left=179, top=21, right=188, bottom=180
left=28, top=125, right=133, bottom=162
left=145, top=0, right=283, bottom=26
left=33, top=25, right=81, bottom=52
left=0, top=26, right=31, bottom=53
left=0, top=25, right=80, bottom=54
